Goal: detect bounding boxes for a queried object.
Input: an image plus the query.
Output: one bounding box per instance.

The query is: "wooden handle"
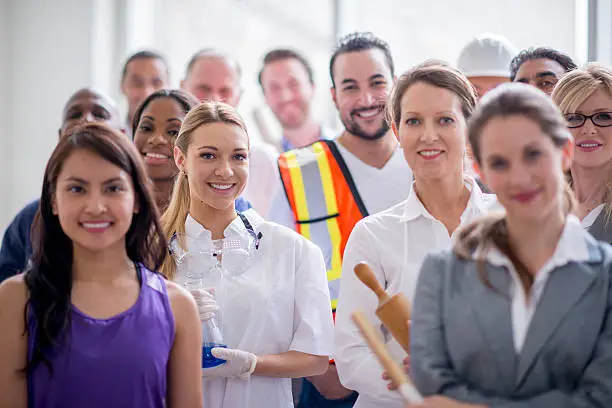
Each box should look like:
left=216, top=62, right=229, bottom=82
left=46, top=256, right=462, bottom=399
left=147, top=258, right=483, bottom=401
left=376, top=294, right=411, bottom=353
left=354, top=263, right=389, bottom=303
left=351, top=311, right=423, bottom=404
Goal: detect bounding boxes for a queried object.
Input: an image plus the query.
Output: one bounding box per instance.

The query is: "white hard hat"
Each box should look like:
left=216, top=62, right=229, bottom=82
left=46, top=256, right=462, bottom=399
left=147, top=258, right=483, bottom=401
left=457, top=33, right=517, bottom=78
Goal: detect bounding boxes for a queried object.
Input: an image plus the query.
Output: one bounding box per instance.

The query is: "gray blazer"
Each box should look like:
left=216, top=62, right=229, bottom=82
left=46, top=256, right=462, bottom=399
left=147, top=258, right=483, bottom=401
left=589, top=209, right=612, bottom=244
left=411, top=238, right=612, bottom=408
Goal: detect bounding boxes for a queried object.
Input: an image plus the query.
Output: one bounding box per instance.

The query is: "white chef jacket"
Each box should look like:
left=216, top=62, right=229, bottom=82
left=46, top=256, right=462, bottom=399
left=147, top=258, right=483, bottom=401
left=334, top=177, right=496, bottom=408
left=178, top=209, right=334, bottom=408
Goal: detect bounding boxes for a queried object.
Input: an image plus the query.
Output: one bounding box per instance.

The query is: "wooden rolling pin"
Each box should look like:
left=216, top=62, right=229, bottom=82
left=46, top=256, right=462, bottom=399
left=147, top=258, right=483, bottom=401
left=354, top=262, right=411, bottom=352
left=352, top=310, right=423, bottom=404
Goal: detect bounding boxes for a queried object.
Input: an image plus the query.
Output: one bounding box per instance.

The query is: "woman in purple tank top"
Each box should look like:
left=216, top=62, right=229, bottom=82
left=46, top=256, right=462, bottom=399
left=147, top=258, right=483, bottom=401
left=0, top=122, right=203, bottom=408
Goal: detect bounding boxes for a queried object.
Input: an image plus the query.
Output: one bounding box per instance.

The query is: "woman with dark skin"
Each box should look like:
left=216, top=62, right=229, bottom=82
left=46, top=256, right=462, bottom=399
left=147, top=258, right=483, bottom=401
left=133, top=90, right=251, bottom=213
left=133, top=90, right=199, bottom=211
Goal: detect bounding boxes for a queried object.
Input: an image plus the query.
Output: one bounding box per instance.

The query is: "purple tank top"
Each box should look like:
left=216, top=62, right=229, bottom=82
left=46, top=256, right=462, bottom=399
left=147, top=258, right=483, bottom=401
left=27, top=265, right=175, bottom=408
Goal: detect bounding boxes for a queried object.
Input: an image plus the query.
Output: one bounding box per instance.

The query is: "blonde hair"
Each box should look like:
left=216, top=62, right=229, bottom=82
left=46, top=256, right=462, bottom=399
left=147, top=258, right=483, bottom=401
left=160, top=101, right=248, bottom=279
left=552, top=62, right=612, bottom=114
left=552, top=62, right=612, bottom=221
left=455, top=83, right=576, bottom=292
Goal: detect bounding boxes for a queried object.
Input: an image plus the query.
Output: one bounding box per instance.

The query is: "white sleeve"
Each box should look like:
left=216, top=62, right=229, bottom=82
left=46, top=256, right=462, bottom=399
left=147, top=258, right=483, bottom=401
left=244, top=143, right=281, bottom=219
left=268, top=187, right=297, bottom=230
left=289, top=237, right=334, bottom=356
left=334, top=221, right=404, bottom=405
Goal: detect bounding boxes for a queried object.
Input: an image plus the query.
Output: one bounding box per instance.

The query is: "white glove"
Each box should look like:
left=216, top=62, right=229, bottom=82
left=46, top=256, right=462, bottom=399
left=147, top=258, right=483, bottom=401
left=202, top=347, right=258, bottom=380
left=189, top=288, right=219, bottom=321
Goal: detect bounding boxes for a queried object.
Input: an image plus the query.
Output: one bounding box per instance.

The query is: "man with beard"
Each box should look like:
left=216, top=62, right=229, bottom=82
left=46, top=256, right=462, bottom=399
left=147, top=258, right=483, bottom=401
left=258, top=48, right=334, bottom=152
left=270, top=32, right=412, bottom=408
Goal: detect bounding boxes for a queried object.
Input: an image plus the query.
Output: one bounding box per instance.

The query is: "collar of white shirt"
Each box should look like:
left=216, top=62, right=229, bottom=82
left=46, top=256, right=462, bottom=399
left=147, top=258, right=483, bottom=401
left=582, top=203, right=605, bottom=229
left=476, top=214, right=596, bottom=352
left=481, top=215, right=591, bottom=274
left=398, top=176, right=492, bottom=223
left=184, top=209, right=264, bottom=242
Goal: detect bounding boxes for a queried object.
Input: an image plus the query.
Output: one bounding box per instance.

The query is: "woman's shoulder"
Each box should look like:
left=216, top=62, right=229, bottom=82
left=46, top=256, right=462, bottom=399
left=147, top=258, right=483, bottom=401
left=0, top=273, right=27, bottom=312
left=162, top=277, right=198, bottom=318
left=163, top=279, right=193, bottom=303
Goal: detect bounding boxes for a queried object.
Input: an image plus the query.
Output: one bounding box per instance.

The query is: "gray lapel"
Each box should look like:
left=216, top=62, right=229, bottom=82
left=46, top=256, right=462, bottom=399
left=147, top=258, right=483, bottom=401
left=588, top=210, right=612, bottom=244
left=516, top=262, right=598, bottom=386
left=468, top=264, right=518, bottom=388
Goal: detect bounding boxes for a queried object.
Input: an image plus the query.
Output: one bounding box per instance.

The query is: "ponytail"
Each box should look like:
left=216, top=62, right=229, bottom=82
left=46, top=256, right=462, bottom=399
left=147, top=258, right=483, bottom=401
left=562, top=180, right=577, bottom=215
left=454, top=180, right=577, bottom=294
left=160, top=172, right=190, bottom=280
left=159, top=100, right=248, bottom=281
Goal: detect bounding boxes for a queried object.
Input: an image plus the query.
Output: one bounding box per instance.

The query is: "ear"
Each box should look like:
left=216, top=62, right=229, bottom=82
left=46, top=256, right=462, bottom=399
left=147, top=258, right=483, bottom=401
left=330, top=86, right=338, bottom=109
left=133, top=197, right=140, bottom=214
left=180, top=79, right=186, bottom=90
left=174, top=146, right=186, bottom=172
left=561, top=138, right=574, bottom=172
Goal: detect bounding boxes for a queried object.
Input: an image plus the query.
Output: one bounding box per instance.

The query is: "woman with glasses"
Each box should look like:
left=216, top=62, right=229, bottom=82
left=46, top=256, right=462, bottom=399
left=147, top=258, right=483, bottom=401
left=553, top=63, right=612, bottom=242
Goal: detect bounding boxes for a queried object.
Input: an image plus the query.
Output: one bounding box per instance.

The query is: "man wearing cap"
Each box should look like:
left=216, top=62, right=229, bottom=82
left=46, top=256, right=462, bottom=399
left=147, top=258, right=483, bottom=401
left=456, top=33, right=517, bottom=98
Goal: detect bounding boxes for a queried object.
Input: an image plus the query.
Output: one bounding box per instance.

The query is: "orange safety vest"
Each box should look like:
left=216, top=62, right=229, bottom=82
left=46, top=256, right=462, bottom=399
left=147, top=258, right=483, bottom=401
left=278, top=140, right=368, bottom=312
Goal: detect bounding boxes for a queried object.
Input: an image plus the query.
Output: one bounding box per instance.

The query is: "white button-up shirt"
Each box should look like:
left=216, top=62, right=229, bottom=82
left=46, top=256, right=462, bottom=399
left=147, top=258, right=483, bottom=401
left=178, top=209, right=334, bottom=408
left=334, top=177, right=496, bottom=408
left=480, top=215, right=590, bottom=352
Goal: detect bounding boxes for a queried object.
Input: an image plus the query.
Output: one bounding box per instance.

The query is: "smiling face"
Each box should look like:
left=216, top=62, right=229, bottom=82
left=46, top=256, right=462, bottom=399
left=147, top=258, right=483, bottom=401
left=53, top=148, right=137, bottom=254
left=133, top=97, right=187, bottom=181
left=567, top=88, right=612, bottom=170
left=396, top=81, right=467, bottom=181
left=261, top=58, right=315, bottom=129
left=175, top=122, right=249, bottom=211
left=331, top=49, right=393, bottom=140
left=182, top=57, right=241, bottom=107
left=121, top=57, right=169, bottom=117
left=478, top=115, right=572, bottom=223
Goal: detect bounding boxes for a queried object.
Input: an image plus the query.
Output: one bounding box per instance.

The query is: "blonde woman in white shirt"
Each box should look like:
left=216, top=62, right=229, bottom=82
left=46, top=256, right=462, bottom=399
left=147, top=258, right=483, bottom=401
left=334, top=61, right=495, bottom=408
left=160, top=101, right=334, bottom=408
left=409, top=83, right=612, bottom=408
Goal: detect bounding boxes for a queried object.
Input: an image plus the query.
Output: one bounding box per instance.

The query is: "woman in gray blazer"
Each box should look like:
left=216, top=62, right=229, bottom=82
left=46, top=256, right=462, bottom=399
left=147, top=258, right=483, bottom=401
left=553, top=64, right=612, bottom=243
left=409, top=83, right=612, bottom=408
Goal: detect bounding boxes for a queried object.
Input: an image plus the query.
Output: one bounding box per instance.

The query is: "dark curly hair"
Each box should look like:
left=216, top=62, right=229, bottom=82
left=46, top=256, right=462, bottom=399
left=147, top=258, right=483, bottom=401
left=510, top=47, right=577, bottom=81
left=329, top=32, right=394, bottom=87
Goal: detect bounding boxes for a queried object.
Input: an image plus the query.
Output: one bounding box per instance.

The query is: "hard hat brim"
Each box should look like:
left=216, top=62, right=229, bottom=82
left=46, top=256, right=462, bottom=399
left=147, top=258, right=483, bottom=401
left=463, top=70, right=510, bottom=78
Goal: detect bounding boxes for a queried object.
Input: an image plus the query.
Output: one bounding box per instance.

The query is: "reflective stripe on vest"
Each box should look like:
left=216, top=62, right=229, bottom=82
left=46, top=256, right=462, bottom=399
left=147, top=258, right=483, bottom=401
left=278, top=140, right=367, bottom=311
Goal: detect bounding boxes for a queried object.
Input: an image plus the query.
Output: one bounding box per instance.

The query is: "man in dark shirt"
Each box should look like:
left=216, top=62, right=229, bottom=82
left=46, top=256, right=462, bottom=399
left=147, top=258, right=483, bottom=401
left=0, top=88, right=123, bottom=282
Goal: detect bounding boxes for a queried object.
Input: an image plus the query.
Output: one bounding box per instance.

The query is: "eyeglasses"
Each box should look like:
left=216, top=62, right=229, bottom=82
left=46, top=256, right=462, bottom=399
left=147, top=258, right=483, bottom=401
left=565, top=112, right=612, bottom=128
